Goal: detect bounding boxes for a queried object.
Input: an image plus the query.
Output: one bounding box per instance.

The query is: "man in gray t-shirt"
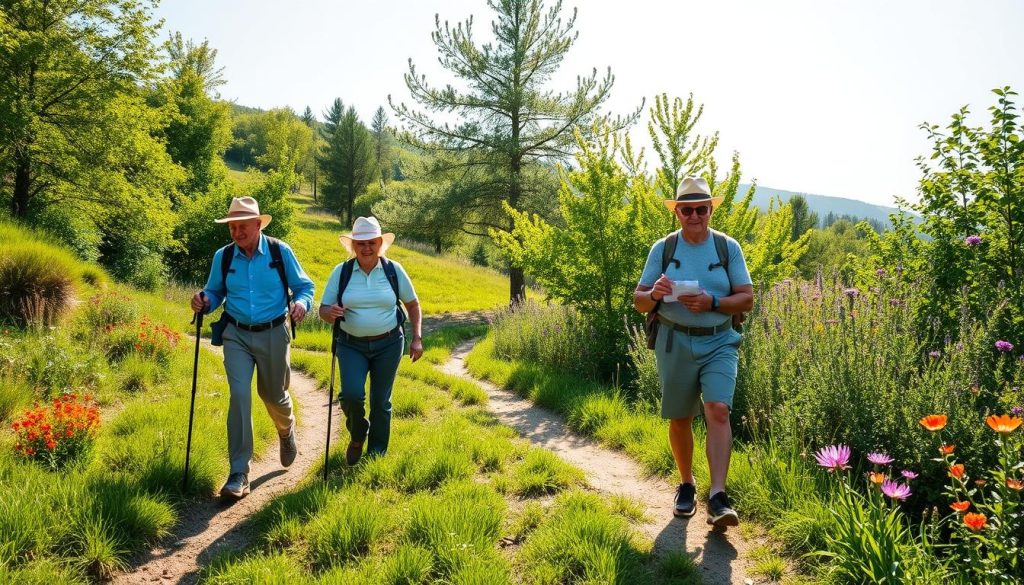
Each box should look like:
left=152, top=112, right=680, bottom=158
left=634, top=176, right=754, bottom=529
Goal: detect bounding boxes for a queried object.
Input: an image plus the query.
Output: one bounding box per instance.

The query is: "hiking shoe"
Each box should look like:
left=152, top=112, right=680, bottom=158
left=220, top=473, right=249, bottom=500
left=280, top=425, right=297, bottom=468
left=345, top=440, right=364, bottom=466
left=707, top=491, right=739, bottom=527
left=673, top=482, right=697, bottom=518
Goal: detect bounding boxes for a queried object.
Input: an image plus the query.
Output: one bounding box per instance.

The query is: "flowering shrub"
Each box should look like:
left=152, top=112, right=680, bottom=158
left=104, top=317, right=181, bottom=365
left=11, top=393, right=100, bottom=470
left=79, top=290, right=138, bottom=332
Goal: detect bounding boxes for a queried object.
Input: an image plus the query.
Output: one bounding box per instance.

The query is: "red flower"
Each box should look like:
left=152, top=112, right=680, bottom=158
left=939, top=444, right=955, bottom=455
left=920, top=414, right=947, bottom=431
left=964, top=513, right=987, bottom=531
left=949, top=464, right=965, bottom=479
left=950, top=501, right=970, bottom=513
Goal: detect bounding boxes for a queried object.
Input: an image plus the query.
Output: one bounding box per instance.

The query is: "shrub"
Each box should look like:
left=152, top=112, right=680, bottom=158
left=0, top=240, right=76, bottom=327
left=11, top=393, right=100, bottom=470
left=78, top=290, right=139, bottom=333
left=103, top=316, right=182, bottom=366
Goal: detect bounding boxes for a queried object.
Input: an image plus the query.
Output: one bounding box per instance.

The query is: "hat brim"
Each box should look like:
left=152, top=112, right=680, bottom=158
left=663, top=196, right=725, bottom=211
left=214, top=214, right=272, bottom=229
left=339, top=233, right=395, bottom=257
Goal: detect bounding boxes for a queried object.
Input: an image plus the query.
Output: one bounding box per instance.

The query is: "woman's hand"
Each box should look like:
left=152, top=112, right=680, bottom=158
left=409, top=337, right=423, bottom=362
left=318, top=303, right=346, bottom=323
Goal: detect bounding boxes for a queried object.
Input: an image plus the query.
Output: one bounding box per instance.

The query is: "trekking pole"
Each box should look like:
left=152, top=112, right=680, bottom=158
left=323, top=319, right=340, bottom=481
left=183, top=292, right=204, bottom=491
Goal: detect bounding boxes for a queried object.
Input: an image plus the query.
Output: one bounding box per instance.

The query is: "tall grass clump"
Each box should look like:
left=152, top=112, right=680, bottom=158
left=0, top=232, right=78, bottom=327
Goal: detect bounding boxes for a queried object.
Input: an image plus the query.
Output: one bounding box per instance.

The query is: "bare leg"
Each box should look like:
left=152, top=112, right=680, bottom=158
left=704, top=401, right=732, bottom=495
left=668, top=417, right=696, bottom=484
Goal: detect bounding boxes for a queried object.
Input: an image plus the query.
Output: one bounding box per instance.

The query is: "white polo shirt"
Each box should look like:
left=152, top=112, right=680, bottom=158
left=321, top=258, right=417, bottom=337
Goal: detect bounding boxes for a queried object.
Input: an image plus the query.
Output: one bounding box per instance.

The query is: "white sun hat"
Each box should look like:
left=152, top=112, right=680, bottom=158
left=339, top=216, right=396, bottom=256
left=663, top=176, right=725, bottom=211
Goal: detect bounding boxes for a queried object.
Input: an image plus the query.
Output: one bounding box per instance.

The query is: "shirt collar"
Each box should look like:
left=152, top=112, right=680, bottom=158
left=356, top=258, right=383, bottom=275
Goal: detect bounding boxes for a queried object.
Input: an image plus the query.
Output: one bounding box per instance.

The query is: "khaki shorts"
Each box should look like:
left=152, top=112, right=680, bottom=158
left=655, top=326, right=742, bottom=419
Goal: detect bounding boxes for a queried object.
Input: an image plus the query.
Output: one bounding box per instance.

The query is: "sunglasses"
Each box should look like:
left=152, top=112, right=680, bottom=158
left=676, top=205, right=710, bottom=216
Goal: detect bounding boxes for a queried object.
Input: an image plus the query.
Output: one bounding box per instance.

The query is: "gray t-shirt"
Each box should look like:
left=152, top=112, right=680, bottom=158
left=639, top=230, right=752, bottom=328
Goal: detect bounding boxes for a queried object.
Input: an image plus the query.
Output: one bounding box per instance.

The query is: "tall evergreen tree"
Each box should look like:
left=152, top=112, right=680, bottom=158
left=318, top=99, right=374, bottom=222
left=390, top=0, right=637, bottom=302
left=789, top=194, right=818, bottom=241
left=371, top=106, right=391, bottom=187
left=301, top=106, right=319, bottom=201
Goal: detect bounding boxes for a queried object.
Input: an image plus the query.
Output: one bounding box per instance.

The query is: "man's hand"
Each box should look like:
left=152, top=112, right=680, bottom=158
left=191, top=291, right=209, bottom=313
left=679, top=292, right=713, bottom=313
left=651, top=274, right=673, bottom=302
left=289, top=303, right=308, bottom=323
left=409, top=337, right=424, bottom=362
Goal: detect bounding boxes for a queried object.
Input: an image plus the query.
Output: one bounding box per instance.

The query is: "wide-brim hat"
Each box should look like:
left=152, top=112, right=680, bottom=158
left=339, top=216, right=395, bottom=256
left=214, top=196, right=272, bottom=228
left=663, top=176, right=724, bottom=211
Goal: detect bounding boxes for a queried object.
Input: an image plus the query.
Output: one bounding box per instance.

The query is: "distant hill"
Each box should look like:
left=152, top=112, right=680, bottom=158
left=739, top=184, right=916, bottom=228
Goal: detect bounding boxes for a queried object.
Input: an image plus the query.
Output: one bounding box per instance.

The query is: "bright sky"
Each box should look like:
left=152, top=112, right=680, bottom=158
left=154, top=0, right=1024, bottom=207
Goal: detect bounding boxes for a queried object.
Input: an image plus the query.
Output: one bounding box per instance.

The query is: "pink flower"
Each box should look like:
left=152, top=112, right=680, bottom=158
left=900, top=470, right=918, bottom=480
left=880, top=480, right=912, bottom=501
left=995, top=340, right=1014, bottom=353
left=965, top=235, right=982, bottom=246
left=867, top=452, right=894, bottom=466
left=814, top=444, right=851, bottom=472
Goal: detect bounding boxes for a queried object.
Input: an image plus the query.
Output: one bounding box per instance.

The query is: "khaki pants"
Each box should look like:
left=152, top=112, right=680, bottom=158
left=222, top=321, right=294, bottom=474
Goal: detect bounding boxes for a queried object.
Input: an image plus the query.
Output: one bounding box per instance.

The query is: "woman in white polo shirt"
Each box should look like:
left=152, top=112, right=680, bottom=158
left=319, top=216, right=423, bottom=466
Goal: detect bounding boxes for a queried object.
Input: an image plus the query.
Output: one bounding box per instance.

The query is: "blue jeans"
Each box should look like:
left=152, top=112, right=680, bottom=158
left=335, top=329, right=404, bottom=456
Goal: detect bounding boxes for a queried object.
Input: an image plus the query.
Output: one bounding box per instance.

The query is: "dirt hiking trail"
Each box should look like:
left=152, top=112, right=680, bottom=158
left=113, top=341, right=337, bottom=585
left=442, top=340, right=757, bottom=585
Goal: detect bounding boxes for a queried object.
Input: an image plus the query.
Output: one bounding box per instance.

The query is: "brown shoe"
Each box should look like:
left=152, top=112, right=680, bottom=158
left=346, top=440, right=364, bottom=466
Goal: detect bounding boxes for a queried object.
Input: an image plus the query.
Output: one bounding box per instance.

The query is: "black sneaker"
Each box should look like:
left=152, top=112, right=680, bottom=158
left=673, top=482, right=697, bottom=518
left=707, top=491, right=739, bottom=527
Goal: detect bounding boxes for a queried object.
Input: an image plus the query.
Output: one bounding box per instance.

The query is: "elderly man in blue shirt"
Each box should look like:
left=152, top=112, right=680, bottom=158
left=190, top=197, right=315, bottom=499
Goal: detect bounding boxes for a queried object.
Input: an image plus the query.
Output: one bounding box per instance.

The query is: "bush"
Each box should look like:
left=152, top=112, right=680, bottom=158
left=0, top=239, right=76, bottom=328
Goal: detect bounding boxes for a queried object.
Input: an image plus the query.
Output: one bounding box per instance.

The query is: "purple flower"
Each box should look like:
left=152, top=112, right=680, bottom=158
left=843, top=288, right=860, bottom=299
left=928, top=351, right=941, bottom=359
left=995, top=340, right=1014, bottom=353
left=814, top=444, right=852, bottom=472
left=1011, top=406, right=1024, bottom=417
left=965, top=235, right=982, bottom=246
left=867, top=452, right=894, bottom=466
left=876, top=268, right=887, bottom=277
left=881, top=480, right=912, bottom=501
left=901, top=470, right=918, bottom=480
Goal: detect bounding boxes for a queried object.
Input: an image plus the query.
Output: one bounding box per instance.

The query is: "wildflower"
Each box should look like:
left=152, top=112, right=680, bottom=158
left=939, top=444, right=956, bottom=455
left=868, top=472, right=886, bottom=484
left=920, top=414, right=948, bottom=431
left=867, top=452, right=894, bottom=466
left=901, top=470, right=918, bottom=480
left=1006, top=479, right=1023, bottom=491
left=986, top=414, right=1022, bottom=435
left=881, top=480, right=912, bottom=501
left=950, top=501, right=970, bottom=513
left=814, top=444, right=851, bottom=471
left=949, top=464, right=965, bottom=479
left=928, top=350, right=941, bottom=358
left=974, top=479, right=987, bottom=487
left=843, top=288, right=860, bottom=299
left=876, top=268, right=887, bottom=277
left=965, top=235, right=983, bottom=246
left=963, top=513, right=987, bottom=531
left=995, top=340, right=1014, bottom=352
left=1012, top=406, right=1024, bottom=417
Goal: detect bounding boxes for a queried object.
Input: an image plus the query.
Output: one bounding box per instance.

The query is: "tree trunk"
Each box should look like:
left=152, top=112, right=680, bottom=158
left=509, top=265, right=526, bottom=305
left=12, top=149, right=32, bottom=218
left=313, top=168, right=318, bottom=203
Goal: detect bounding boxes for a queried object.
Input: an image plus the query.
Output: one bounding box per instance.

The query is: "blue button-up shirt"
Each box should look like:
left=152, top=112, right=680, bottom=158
left=202, top=234, right=315, bottom=325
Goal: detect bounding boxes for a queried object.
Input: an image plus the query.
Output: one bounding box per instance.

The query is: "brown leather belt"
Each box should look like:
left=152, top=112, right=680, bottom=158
left=340, top=326, right=401, bottom=342
left=225, top=313, right=286, bottom=332
left=658, top=315, right=733, bottom=336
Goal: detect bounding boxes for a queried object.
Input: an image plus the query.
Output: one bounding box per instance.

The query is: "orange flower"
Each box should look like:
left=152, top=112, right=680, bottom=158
left=939, top=444, right=956, bottom=455
left=868, top=472, right=886, bottom=484
left=974, top=479, right=987, bottom=487
left=949, top=464, right=966, bottom=479
left=920, top=414, right=947, bottom=432
left=963, top=513, right=987, bottom=531
left=985, top=414, right=1022, bottom=435
left=1007, top=479, right=1024, bottom=491
left=950, top=501, right=970, bottom=513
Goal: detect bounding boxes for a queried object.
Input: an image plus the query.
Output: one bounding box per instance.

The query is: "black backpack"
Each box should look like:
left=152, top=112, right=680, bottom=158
left=334, top=258, right=406, bottom=330
left=219, top=236, right=296, bottom=338
left=643, top=229, right=741, bottom=350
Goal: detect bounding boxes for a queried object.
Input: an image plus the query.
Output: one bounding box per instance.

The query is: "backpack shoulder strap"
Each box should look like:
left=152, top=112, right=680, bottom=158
left=661, top=231, right=680, bottom=272
left=711, top=230, right=733, bottom=292
left=380, top=258, right=406, bottom=327
left=219, top=243, right=235, bottom=291
left=336, top=259, right=355, bottom=306
left=266, top=237, right=292, bottom=309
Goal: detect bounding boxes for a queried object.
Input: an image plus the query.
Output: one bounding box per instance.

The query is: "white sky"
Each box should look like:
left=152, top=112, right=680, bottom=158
left=154, top=0, right=1024, bottom=207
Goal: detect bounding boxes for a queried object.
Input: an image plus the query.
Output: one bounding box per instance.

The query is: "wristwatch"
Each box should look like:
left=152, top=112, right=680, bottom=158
left=710, top=294, right=720, bottom=310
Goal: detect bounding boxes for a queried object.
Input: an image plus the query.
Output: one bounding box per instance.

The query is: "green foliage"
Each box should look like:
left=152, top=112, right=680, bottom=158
left=0, top=224, right=79, bottom=327
left=318, top=99, right=375, bottom=223
left=226, top=107, right=313, bottom=177
left=913, top=87, right=1024, bottom=339
left=392, top=0, right=637, bottom=301
left=795, top=219, right=872, bottom=281
left=510, top=449, right=585, bottom=496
